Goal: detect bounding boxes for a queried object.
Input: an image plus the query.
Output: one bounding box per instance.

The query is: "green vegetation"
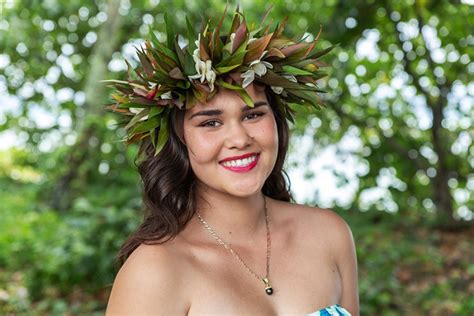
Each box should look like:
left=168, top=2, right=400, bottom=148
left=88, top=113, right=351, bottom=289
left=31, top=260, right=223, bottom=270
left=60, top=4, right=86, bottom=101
left=0, top=0, right=472, bottom=314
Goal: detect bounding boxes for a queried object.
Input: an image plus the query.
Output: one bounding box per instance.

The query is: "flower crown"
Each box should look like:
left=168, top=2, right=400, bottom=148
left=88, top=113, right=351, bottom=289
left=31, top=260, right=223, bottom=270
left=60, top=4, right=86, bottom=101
left=103, top=6, right=334, bottom=155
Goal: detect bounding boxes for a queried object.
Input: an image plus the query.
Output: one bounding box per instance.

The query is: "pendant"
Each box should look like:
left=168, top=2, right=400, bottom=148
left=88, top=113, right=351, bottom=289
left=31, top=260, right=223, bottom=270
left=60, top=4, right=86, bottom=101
left=262, top=277, right=273, bottom=295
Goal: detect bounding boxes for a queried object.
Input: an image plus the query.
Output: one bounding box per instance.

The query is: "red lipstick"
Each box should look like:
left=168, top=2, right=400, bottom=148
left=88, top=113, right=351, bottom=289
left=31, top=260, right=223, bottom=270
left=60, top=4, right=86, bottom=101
left=219, top=152, right=259, bottom=163
left=219, top=153, right=260, bottom=173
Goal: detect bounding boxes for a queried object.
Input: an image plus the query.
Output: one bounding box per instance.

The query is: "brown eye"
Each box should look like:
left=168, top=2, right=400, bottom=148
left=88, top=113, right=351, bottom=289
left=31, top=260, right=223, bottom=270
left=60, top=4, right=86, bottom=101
left=244, top=112, right=265, bottom=120
left=199, top=120, right=221, bottom=128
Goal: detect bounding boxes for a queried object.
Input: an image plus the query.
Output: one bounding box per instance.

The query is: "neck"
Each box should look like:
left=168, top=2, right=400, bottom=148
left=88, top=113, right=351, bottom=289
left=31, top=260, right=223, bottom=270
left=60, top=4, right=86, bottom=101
left=193, top=187, right=268, bottom=241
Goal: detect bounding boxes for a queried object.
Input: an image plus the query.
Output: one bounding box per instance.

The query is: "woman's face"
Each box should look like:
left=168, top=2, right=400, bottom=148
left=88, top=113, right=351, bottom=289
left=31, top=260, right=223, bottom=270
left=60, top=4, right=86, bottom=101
left=182, top=84, right=278, bottom=197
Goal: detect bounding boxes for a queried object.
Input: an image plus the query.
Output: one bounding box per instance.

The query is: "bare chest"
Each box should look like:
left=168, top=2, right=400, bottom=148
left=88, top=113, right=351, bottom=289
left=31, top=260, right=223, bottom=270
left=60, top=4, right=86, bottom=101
left=185, top=229, right=342, bottom=315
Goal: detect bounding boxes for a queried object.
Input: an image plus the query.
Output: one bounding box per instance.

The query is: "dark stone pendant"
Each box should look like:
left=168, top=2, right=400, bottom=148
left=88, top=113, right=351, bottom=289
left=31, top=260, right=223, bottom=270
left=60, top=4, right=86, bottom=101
left=265, top=286, right=273, bottom=295
left=262, top=277, right=273, bottom=295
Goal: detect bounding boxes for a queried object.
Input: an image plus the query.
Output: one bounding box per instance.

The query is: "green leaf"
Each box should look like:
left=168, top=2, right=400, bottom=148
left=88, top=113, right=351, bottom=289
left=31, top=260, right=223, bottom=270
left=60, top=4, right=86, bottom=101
left=186, top=16, right=197, bottom=51
left=236, top=89, right=254, bottom=107
left=149, top=29, right=179, bottom=64
left=216, top=50, right=247, bottom=68
left=216, top=79, right=254, bottom=107
left=281, top=65, right=314, bottom=76
left=149, top=106, right=165, bottom=118
left=177, top=80, right=191, bottom=89
left=131, top=116, right=161, bottom=134
left=155, top=114, right=169, bottom=155
left=287, top=88, right=321, bottom=107
left=125, top=108, right=150, bottom=129
left=151, top=72, right=176, bottom=85
left=183, top=49, right=196, bottom=75
left=215, top=64, right=241, bottom=74
left=261, top=70, right=317, bottom=90
left=174, top=36, right=186, bottom=70
left=164, top=13, right=174, bottom=49
left=307, top=44, right=337, bottom=60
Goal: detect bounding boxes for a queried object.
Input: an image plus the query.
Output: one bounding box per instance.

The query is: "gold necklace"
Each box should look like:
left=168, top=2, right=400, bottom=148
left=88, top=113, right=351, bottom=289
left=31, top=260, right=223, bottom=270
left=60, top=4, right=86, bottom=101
left=195, top=196, right=273, bottom=295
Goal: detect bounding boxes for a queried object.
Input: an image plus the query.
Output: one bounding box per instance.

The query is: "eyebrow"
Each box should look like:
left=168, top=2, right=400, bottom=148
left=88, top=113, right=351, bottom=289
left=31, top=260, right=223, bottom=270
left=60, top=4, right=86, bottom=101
left=188, top=101, right=269, bottom=120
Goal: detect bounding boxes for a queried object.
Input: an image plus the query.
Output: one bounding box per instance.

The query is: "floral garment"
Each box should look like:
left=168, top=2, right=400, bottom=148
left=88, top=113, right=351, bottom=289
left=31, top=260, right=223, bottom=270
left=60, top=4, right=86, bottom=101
left=306, top=304, right=352, bottom=316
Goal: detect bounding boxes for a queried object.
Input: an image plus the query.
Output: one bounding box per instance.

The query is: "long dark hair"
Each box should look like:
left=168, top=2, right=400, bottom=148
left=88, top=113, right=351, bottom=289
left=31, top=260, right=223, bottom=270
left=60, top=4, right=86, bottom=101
left=117, top=87, right=293, bottom=263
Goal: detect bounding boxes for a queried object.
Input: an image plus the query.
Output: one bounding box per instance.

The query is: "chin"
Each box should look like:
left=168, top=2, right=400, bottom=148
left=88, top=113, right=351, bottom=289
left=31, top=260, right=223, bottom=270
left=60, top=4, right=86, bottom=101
left=225, top=182, right=264, bottom=197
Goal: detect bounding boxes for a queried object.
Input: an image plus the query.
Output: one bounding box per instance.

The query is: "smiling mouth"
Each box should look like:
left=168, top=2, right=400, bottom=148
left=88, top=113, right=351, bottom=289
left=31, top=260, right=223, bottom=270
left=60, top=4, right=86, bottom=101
left=220, top=154, right=260, bottom=172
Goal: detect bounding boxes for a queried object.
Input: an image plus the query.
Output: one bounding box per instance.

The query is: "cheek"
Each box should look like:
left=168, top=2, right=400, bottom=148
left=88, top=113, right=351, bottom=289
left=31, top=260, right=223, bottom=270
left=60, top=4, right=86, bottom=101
left=183, top=128, right=221, bottom=163
left=260, top=115, right=279, bottom=149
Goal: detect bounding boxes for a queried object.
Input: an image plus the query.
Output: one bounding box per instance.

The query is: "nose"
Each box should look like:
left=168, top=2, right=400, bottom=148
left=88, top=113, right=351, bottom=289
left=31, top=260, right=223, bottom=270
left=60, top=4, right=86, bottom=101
left=224, top=120, right=253, bottom=149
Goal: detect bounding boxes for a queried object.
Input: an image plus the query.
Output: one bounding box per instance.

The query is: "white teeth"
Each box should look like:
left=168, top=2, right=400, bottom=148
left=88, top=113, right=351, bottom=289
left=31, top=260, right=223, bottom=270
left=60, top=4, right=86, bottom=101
left=222, top=155, right=257, bottom=168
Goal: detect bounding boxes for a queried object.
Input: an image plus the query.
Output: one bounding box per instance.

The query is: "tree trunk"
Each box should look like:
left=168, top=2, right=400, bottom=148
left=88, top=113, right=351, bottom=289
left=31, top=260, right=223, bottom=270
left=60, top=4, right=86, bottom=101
left=430, top=97, right=457, bottom=229
left=50, top=0, right=122, bottom=211
left=414, top=8, right=456, bottom=227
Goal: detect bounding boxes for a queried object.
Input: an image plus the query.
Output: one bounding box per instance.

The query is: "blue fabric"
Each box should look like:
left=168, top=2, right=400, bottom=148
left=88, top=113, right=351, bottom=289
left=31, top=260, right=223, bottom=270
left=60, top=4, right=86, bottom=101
left=306, top=304, right=352, bottom=316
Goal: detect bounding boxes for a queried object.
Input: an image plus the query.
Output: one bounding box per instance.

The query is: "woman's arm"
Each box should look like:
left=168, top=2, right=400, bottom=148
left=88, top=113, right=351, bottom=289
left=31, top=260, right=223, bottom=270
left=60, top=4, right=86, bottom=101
left=325, top=210, right=360, bottom=316
left=106, top=244, right=189, bottom=315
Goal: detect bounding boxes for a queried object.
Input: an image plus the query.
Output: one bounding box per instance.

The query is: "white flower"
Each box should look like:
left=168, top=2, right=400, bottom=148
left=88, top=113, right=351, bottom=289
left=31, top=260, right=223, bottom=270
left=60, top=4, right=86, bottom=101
left=283, top=74, right=298, bottom=82
left=248, top=29, right=258, bottom=44
left=228, top=31, right=256, bottom=52
left=188, top=34, right=216, bottom=92
left=269, top=74, right=298, bottom=95
left=228, top=32, right=236, bottom=50
left=270, top=86, right=284, bottom=94
left=160, top=91, right=172, bottom=99
left=194, top=33, right=201, bottom=50
left=241, top=51, right=273, bottom=88
left=129, top=107, right=148, bottom=121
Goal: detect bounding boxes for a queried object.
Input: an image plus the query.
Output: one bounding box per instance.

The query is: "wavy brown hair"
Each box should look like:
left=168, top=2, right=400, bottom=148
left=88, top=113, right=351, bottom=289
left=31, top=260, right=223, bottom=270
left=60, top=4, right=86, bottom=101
left=118, top=87, right=294, bottom=263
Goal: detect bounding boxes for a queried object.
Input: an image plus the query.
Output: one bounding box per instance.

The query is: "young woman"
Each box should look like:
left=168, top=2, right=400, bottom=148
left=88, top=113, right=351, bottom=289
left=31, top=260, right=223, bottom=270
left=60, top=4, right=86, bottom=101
left=104, top=8, right=359, bottom=315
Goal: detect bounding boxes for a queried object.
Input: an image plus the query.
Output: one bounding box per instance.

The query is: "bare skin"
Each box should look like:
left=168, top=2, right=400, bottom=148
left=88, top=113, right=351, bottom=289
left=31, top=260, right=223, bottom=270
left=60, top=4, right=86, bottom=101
left=106, top=199, right=359, bottom=315
left=106, top=85, right=359, bottom=315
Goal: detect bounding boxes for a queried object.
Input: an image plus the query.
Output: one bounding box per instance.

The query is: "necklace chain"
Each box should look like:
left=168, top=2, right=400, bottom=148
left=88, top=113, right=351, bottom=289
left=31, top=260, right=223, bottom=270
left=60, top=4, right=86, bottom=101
left=195, top=196, right=273, bottom=294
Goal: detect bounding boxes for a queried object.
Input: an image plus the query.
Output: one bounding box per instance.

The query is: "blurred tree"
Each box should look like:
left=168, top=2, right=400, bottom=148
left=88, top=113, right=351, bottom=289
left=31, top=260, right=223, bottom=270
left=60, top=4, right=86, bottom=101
left=0, top=0, right=472, bottom=223
left=273, top=0, right=473, bottom=228
left=0, top=0, right=473, bottom=314
left=51, top=0, right=122, bottom=211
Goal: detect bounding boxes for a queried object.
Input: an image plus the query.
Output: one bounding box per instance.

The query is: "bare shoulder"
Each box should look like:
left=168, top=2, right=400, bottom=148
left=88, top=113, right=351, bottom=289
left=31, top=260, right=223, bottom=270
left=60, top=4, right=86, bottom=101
left=270, top=199, right=357, bottom=268
left=106, top=242, right=190, bottom=315
left=271, top=199, right=359, bottom=313
left=271, top=198, right=354, bottom=243
left=278, top=201, right=359, bottom=314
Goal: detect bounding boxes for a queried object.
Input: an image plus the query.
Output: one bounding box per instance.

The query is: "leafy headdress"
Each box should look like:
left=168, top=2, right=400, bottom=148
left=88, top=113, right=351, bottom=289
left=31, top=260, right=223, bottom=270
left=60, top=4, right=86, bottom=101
left=103, top=6, right=334, bottom=155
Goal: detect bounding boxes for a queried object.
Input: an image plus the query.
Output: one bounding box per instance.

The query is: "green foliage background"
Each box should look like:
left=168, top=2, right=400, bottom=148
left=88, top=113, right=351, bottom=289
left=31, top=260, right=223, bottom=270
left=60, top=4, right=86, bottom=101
left=0, top=0, right=473, bottom=314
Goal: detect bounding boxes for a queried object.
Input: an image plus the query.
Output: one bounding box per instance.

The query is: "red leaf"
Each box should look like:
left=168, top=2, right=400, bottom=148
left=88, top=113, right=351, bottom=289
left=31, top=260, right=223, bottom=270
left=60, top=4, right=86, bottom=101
left=133, top=87, right=148, bottom=97
left=145, top=88, right=157, bottom=100
left=169, top=67, right=185, bottom=80
left=272, top=16, right=288, bottom=38
left=280, top=42, right=308, bottom=58
left=244, top=33, right=273, bottom=64
left=199, top=38, right=211, bottom=61
left=232, top=22, right=248, bottom=54
left=266, top=47, right=286, bottom=59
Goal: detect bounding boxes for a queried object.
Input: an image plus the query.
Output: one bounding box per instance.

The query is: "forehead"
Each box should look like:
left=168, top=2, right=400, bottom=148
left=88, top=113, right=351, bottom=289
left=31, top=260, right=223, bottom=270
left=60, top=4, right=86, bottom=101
left=185, top=84, right=268, bottom=116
